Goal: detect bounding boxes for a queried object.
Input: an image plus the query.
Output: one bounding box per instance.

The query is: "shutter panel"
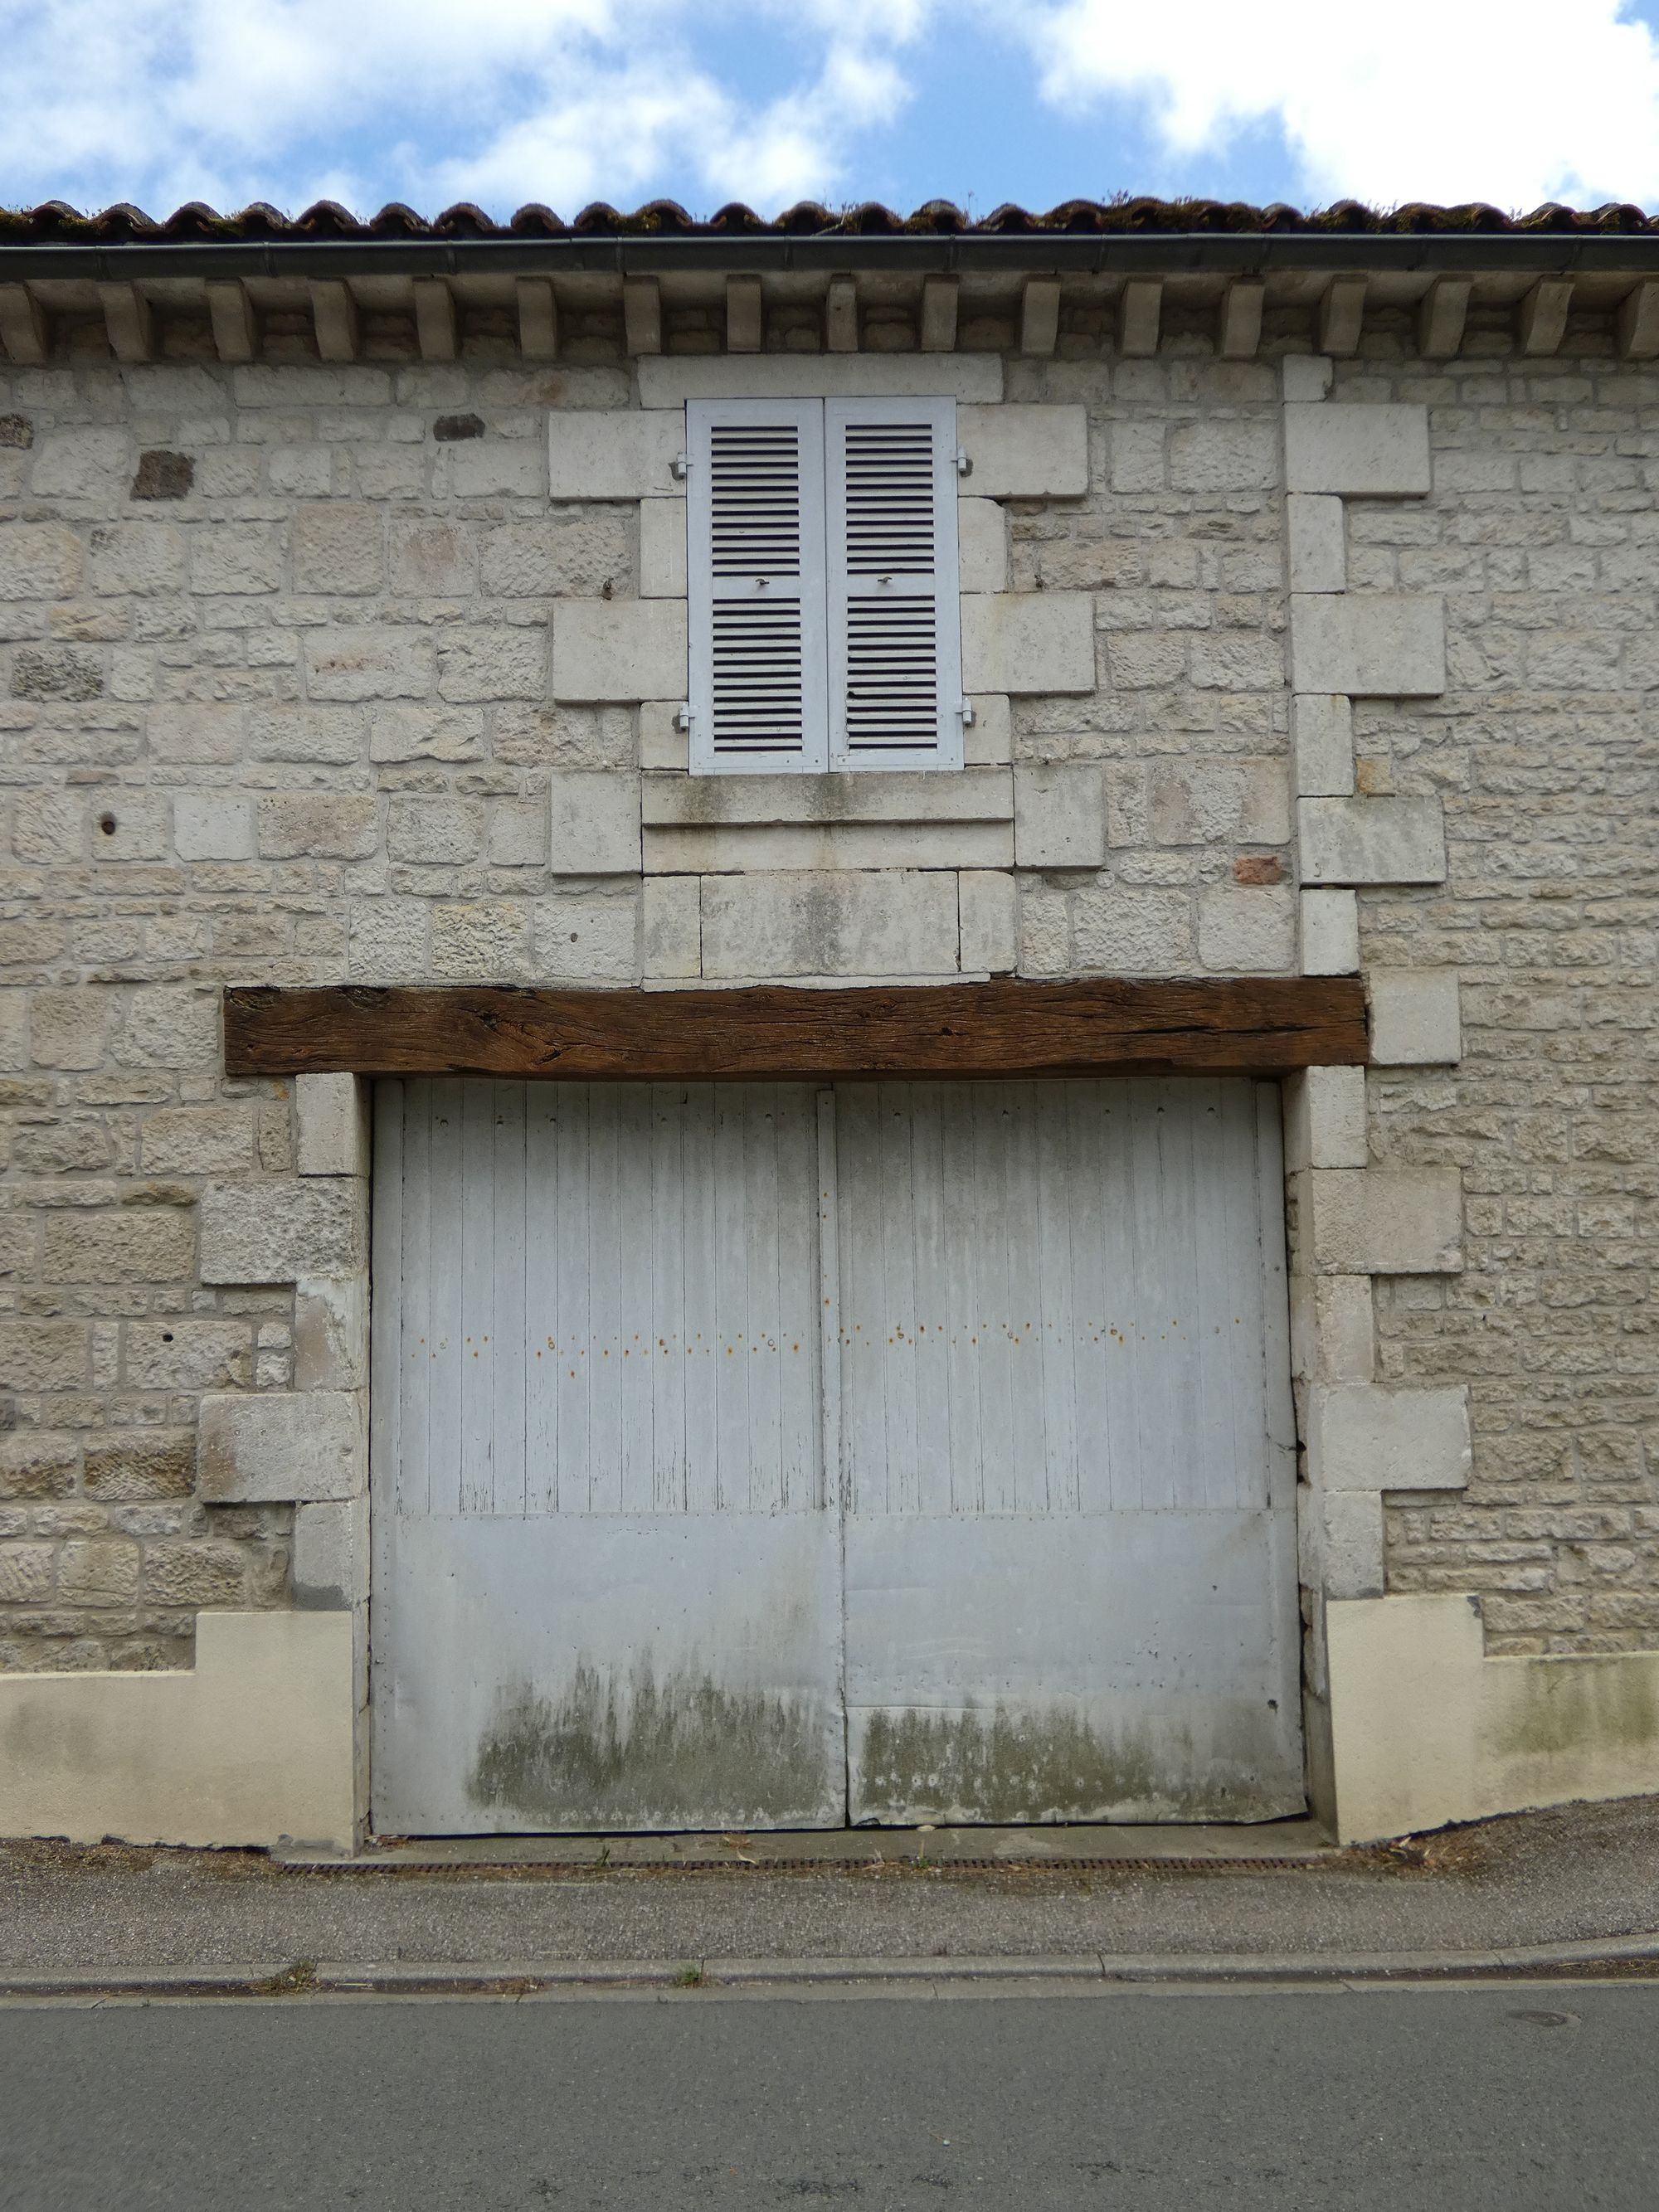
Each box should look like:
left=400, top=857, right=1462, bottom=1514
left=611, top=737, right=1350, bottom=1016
left=826, top=396, right=963, bottom=772
left=687, top=398, right=828, bottom=774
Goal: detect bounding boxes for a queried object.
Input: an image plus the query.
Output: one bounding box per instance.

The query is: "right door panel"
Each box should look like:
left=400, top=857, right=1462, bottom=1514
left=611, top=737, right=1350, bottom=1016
left=837, top=1078, right=1304, bottom=1824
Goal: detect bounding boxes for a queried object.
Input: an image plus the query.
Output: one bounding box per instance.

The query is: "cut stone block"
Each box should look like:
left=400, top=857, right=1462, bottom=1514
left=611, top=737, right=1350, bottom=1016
left=700, top=871, right=960, bottom=980
left=548, top=769, right=642, bottom=875
left=295, top=1074, right=368, bottom=1178
left=1292, top=695, right=1355, bottom=798
left=197, top=1389, right=365, bottom=1503
left=966, top=694, right=1012, bottom=767
left=293, top=1495, right=369, bottom=1609
left=1014, top=764, right=1106, bottom=868
left=1301, top=889, right=1360, bottom=976
left=173, top=793, right=255, bottom=860
left=957, top=498, right=1009, bottom=593
left=957, top=406, right=1088, bottom=498
left=639, top=498, right=688, bottom=597
left=1303, top=1166, right=1463, bottom=1276
left=1289, top=594, right=1447, bottom=698
left=1290, top=1273, right=1375, bottom=1385
left=546, top=411, right=684, bottom=500
left=552, top=600, right=687, bottom=703
left=1368, top=970, right=1462, bottom=1067
left=1196, top=888, right=1297, bottom=975
left=1307, top=1383, right=1473, bottom=1494
left=1284, top=1065, right=1367, bottom=1172
left=200, top=1180, right=366, bottom=1285
left=294, top=1276, right=368, bottom=1393
left=1287, top=496, right=1345, bottom=594
left=640, top=769, right=1012, bottom=828
left=642, top=877, right=701, bottom=979
left=1284, top=403, right=1432, bottom=497
left=959, top=870, right=1018, bottom=975
left=1301, top=1488, right=1386, bottom=1602
left=1281, top=354, right=1334, bottom=403
left=1298, top=797, right=1447, bottom=887
left=961, top=594, right=1095, bottom=695
left=639, top=701, right=687, bottom=772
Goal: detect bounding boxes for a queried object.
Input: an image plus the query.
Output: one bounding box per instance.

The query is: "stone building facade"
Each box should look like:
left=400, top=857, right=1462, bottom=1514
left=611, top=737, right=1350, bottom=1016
left=0, top=204, right=1656, bottom=1845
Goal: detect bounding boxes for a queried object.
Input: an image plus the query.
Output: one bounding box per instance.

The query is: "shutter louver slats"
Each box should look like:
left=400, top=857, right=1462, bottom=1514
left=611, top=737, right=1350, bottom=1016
left=688, top=398, right=828, bottom=773
left=827, top=397, right=963, bottom=772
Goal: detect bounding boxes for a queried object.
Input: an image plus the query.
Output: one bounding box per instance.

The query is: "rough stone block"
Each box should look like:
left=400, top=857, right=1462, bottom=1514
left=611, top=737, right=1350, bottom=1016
left=1368, top=970, right=1462, bottom=1067
left=552, top=600, right=687, bottom=703
left=369, top=707, right=484, bottom=764
left=640, top=497, right=688, bottom=597
left=1287, top=495, right=1346, bottom=593
left=1307, top=1383, right=1473, bottom=1495
left=546, top=411, right=683, bottom=500
left=201, top=1180, right=366, bottom=1285
left=1073, top=888, right=1194, bottom=977
left=290, top=503, right=383, bottom=594
left=294, top=1276, right=368, bottom=1393
left=957, top=405, right=1088, bottom=498
left=959, top=870, right=1018, bottom=975
left=638, top=356, right=1002, bottom=406
left=82, top=1431, right=194, bottom=1501
left=1284, top=1065, right=1368, bottom=1172
left=1298, top=797, right=1447, bottom=886
left=1292, top=695, right=1355, bottom=797
left=532, top=897, right=640, bottom=982
left=1284, top=403, right=1432, bottom=496
left=700, top=872, right=959, bottom=980
left=957, top=498, right=1009, bottom=593
left=173, top=792, right=255, bottom=860
left=1300, top=888, right=1360, bottom=975
left=1014, top=764, right=1106, bottom=868
left=1304, top=1167, right=1463, bottom=1276
left=1282, top=354, right=1332, bottom=404
left=642, top=877, right=701, bottom=979
left=258, top=794, right=379, bottom=861
left=0, top=1320, right=89, bottom=1390
left=1196, top=889, right=1297, bottom=975
left=438, top=627, right=547, bottom=704
left=549, top=769, right=642, bottom=875
left=42, top=1208, right=194, bottom=1284
left=1168, top=420, right=1278, bottom=493
left=1289, top=1273, right=1375, bottom=1385
left=1290, top=594, right=1446, bottom=698
left=0, top=522, right=82, bottom=600
left=304, top=628, right=435, bottom=702
left=197, top=1389, right=364, bottom=1503
left=296, top=1074, right=369, bottom=1178
left=293, top=1495, right=369, bottom=1609
left=0, top=1434, right=79, bottom=1501
left=962, top=593, right=1095, bottom=696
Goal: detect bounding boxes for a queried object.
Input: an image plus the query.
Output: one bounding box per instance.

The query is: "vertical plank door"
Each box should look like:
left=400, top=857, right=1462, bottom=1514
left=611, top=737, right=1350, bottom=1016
left=372, top=1079, right=843, bottom=1833
left=836, top=1078, right=1303, bottom=1822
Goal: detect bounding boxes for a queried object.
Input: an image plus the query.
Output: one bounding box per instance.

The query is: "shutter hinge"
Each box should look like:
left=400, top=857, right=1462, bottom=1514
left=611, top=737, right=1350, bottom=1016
left=954, top=449, right=972, bottom=477
left=672, top=451, right=690, bottom=479
left=675, top=704, right=693, bottom=731
left=958, top=699, right=975, bottom=726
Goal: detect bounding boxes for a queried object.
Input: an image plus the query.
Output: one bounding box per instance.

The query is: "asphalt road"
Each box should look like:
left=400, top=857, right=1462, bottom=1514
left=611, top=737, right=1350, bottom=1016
left=5, top=1981, right=1656, bottom=2210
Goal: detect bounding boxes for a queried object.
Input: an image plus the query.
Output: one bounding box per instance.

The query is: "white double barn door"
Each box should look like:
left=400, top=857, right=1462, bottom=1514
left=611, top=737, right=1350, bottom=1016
left=371, top=1077, right=1302, bottom=1834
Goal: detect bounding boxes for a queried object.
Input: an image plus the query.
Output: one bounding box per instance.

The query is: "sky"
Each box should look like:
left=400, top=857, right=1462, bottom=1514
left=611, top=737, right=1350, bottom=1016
left=4, top=0, right=1659, bottom=222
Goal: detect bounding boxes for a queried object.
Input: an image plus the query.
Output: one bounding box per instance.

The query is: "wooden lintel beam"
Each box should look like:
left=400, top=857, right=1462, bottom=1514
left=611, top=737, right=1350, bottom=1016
left=225, top=979, right=1369, bottom=1082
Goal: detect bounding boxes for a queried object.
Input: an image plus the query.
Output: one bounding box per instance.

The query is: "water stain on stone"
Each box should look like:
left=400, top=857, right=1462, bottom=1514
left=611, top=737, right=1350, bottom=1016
left=856, top=1702, right=1246, bottom=1823
left=1494, top=1655, right=1659, bottom=1762
left=468, top=1661, right=834, bottom=1827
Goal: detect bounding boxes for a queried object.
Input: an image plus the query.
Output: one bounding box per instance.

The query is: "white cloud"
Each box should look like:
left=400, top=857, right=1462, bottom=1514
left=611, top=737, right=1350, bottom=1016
left=0, top=0, right=927, bottom=217
left=1024, top=0, right=1659, bottom=210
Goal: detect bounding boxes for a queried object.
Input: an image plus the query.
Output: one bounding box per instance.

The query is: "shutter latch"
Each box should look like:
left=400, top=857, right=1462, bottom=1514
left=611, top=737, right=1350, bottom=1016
left=954, top=450, right=972, bottom=477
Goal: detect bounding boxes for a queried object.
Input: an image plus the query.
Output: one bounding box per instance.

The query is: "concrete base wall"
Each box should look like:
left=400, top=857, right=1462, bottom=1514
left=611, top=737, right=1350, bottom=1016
left=1326, top=1594, right=1659, bottom=1843
left=0, top=1612, right=356, bottom=1850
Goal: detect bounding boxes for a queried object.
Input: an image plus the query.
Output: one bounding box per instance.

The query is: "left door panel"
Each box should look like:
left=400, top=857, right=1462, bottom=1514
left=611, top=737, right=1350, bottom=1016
left=371, top=1078, right=844, bottom=1834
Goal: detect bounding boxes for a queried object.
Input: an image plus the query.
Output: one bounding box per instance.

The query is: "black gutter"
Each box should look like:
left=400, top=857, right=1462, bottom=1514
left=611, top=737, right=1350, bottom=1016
left=5, top=232, right=1659, bottom=281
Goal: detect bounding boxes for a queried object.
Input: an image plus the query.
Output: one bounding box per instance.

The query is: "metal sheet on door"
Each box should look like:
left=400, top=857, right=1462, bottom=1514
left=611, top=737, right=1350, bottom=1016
left=371, top=1077, right=1302, bottom=1833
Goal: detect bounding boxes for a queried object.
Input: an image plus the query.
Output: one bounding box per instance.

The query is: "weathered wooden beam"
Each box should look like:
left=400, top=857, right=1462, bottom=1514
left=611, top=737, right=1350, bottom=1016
left=0, top=282, right=50, bottom=364
left=1218, top=277, right=1265, bottom=360
left=225, top=978, right=1369, bottom=1082
left=517, top=276, right=558, bottom=361
left=920, top=275, right=957, bottom=354
left=206, top=279, right=256, bottom=363
left=1519, top=275, right=1573, bottom=356
left=1417, top=275, right=1471, bottom=360
left=309, top=279, right=359, bottom=362
left=725, top=274, right=762, bottom=353
left=413, top=278, right=458, bottom=362
left=1019, top=276, right=1061, bottom=358
left=825, top=275, right=859, bottom=353
left=622, top=275, right=661, bottom=356
left=1117, top=278, right=1162, bottom=357
left=98, top=281, right=154, bottom=363
left=1319, top=275, right=1367, bottom=357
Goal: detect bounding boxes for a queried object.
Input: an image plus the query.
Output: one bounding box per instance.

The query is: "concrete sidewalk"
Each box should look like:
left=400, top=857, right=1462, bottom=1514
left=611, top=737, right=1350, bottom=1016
left=2, top=1796, right=1657, bottom=1994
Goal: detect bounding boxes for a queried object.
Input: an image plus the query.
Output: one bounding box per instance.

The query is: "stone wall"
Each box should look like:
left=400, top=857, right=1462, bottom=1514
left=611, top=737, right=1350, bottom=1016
left=0, top=291, right=1653, bottom=1683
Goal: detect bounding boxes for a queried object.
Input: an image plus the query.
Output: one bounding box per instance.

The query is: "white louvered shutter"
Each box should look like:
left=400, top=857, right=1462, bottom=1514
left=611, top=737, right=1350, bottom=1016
left=686, top=398, right=829, bottom=774
left=825, top=396, right=963, bottom=772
